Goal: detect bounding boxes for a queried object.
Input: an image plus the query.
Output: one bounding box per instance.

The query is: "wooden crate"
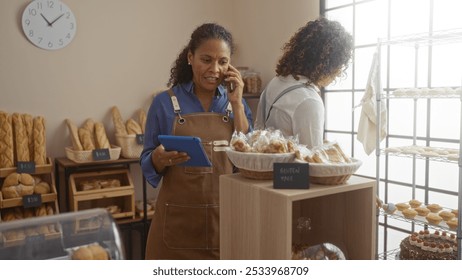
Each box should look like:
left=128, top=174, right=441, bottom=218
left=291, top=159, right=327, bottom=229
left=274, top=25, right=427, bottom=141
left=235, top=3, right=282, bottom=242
left=0, top=157, right=53, bottom=178
left=219, top=174, right=377, bottom=260
left=69, top=169, right=135, bottom=219
left=0, top=172, right=58, bottom=209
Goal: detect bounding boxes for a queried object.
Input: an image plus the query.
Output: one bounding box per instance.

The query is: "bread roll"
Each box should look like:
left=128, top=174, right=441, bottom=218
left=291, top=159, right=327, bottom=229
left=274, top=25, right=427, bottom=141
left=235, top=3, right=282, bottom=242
left=72, top=247, right=93, bottom=260
left=111, top=106, right=127, bottom=135
left=126, top=118, right=142, bottom=135
left=17, top=184, right=34, bottom=196
left=138, top=108, right=147, bottom=133
left=2, top=185, right=19, bottom=199
left=34, top=181, right=51, bottom=194
left=33, top=116, right=47, bottom=165
left=22, top=114, right=34, bottom=160
left=66, top=119, right=83, bottom=151
left=19, top=173, right=34, bottom=186
left=88, top=244, right=109, bottom=260
left=0, top=111, right=14, bottom=168
left=12, top=113, right=30, bottom=162
left=81, top=118, right=96, bottom=148
left=2, top=172, right=20, bottom=187
left=78, top=127, right=95, bottom=151
left=94, top=122, right=111, bottom=149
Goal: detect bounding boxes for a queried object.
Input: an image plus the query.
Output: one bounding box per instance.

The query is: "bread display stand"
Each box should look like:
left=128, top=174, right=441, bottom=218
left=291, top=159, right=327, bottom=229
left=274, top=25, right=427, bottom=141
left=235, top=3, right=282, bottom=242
left=0, top=157, right=53, bottom=178
left=69, top=169, right=135, bottom=220
left=0, top=208, right=124, bottom=259
left=219, top=174, right=376, bottom=259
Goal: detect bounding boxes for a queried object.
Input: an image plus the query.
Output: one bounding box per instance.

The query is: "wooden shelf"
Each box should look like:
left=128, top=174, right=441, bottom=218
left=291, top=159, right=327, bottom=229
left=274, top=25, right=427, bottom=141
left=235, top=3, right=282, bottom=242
left=219, top=174, right=376, bottom=259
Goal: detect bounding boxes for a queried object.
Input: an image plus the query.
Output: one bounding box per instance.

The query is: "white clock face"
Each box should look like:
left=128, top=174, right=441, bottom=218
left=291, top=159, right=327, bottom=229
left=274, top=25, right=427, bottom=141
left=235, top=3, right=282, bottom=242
left=22, top=0, right=77, bottom=50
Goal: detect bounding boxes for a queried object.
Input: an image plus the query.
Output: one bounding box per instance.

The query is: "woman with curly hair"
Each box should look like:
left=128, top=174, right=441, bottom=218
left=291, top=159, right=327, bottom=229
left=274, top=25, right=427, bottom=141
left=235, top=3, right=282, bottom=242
left=141, top=22, right=253, bottom=259
left=255, top=17, right=353, bottom=148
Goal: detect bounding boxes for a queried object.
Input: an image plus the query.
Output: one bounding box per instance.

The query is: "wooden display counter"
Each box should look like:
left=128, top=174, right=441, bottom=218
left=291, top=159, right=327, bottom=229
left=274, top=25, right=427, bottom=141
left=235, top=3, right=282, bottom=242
left=219, top=174, right=376, bottom=260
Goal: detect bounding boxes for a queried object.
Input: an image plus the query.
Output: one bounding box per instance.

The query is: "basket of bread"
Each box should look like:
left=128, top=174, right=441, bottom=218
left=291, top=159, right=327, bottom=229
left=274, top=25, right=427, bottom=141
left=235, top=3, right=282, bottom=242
left=226, top=129, right=297, bottom=180
left=295, top=142, right=362, bottom=185
left=112, top=106, right=146, bottom=159
left=65, top=118, right=121, bottom=163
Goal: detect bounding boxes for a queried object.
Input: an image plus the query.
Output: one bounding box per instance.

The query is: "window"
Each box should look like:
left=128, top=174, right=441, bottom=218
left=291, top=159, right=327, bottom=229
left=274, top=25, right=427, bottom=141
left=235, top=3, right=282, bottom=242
left=321, top=0, right=462, bottom=258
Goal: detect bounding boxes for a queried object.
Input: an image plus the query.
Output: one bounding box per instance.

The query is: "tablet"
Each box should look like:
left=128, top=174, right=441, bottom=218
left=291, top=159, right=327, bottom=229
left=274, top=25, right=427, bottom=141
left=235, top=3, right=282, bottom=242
left=158, top=135, right=212, bottom=167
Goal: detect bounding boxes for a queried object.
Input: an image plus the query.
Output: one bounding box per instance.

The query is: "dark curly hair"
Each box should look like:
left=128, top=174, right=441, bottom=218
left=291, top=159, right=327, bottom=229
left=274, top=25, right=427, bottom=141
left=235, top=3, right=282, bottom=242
left=276, top=17, right=353, bottom=85
left=167, top=23, right=235, bottom=87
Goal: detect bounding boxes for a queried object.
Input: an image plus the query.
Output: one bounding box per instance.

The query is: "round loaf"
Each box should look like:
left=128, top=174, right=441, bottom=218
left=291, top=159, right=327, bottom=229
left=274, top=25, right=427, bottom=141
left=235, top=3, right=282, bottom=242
left=88, top=244, right=109, bottom=260
left=1, top=185, right=20, bottom=199
left=2, top=172, right=20, bottom=187
left=16, top=184, right=34, bottom=196
left=34, top=181, right=51, bottom=194
left=396, top=203, right=410, bottom=211
left=19, top=173, right=34, bottom=186
left=426, top=213, right=443, bottom=225
left=409, top=199, right=422, bottom=208
left=426, top=203, right=442, bottom=213
left=446, top=218, right=458, bottom=230
left=72, top=247, right=94, bottom=260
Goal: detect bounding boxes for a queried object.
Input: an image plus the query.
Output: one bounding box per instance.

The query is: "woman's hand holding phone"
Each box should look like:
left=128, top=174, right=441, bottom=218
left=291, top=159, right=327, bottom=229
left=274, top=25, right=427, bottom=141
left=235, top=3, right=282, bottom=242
left=224, top=64, right=244, bottom=103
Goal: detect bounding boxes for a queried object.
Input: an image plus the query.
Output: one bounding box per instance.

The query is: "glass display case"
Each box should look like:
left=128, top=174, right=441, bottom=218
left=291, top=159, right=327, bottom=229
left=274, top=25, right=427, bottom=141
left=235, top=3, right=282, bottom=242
left=0, top=208, right=124, bottom=260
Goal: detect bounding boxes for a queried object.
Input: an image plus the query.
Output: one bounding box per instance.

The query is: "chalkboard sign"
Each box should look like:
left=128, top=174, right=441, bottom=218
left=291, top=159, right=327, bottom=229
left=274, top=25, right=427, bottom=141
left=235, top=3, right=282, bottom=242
left=23, top=194, right=42, bottom=208
left=17, top=161, right=36, bottom=174
left=136, top=134, right=145, bottom=145
left=273, top=162, right=309, bottom=189
left=92, top=148, right=110, bottom=161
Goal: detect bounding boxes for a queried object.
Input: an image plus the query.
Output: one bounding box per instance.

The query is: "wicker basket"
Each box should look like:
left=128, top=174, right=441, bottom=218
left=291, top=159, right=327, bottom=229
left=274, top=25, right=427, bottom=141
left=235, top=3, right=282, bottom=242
left=301, top=158, right=362, bottom=185
left=239, top=169, right=274, bottom=180
left=65, top=145, right=121, bottom=163
left=115, top=134, right=143, bottom=159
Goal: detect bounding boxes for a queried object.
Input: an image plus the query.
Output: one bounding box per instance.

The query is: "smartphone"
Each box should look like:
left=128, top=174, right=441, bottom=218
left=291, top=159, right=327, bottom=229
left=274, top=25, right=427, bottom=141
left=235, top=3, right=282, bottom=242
left=227, top=79, right=235, bottom=93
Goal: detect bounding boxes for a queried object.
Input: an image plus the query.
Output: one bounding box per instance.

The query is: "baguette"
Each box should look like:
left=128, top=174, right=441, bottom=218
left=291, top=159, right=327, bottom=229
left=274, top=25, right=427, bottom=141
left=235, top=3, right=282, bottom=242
left=0, top=111, right=14, bottom=168
left=138, top=108, right=147, bottom=133
left=12, top=113, right=30, bottom=162
left=81, top=118, right=96, bottom=149
left=78, top=127, right=95, bottom=151
left=94, top=122, right=111, bottom=149
left=66, top=119, right=83, bottom=151
left=22, top=114, right=34, bottom=160
left=111, top=106, right=127, bottom=135
left=33, top=116, right=47, bottom=165
left=126, top=118, right=142, bottom=135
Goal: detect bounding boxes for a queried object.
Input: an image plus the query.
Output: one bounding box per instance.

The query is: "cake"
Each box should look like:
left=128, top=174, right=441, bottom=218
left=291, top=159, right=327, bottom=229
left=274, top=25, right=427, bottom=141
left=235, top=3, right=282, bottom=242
left=399, top=230, right=457, bottom=260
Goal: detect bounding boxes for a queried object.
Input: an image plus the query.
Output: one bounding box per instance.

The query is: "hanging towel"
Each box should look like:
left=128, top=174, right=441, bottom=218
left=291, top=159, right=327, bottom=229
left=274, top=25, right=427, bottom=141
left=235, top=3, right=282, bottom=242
left=356, top=51, right=387, bottom=155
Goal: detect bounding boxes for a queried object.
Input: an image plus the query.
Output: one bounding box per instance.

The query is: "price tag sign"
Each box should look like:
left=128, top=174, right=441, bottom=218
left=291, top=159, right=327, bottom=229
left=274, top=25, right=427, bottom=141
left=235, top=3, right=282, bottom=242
left=25, top=234, right=45, bottom=245
left=136, top=134, right=145, bottom=145
left=17, top=161, right=36, bottom=174
left=92, top=148, right=110, bottom=161
left=273, top=162, right=309, bottom=189
left=23, top=194, right=42, bottom=208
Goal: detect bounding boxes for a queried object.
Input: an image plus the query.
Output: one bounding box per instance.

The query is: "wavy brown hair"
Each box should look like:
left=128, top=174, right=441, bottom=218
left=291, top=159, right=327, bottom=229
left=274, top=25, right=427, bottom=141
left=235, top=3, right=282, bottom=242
left=167, top=23, right=235, bottom=87
left=276, top=17, right=353, bottom=85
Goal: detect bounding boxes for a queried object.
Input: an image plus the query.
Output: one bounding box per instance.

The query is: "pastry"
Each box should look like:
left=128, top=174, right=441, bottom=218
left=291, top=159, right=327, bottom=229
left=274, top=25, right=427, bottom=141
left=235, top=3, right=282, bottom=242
left=12, top=113, right=30, bottom=162
left=126, top=118, right=142, bottom=135
left=395, top=202, right=410, bottom=211
left=451, top=209, right=458, bottom=216
left=426, top=203, right=442, bottom=213
left=438, top=210, right=455, bottom=221
left=426, top=213, right=443, bottom=225
left=66, top=119, right=83, bottom=151
left=0, top=111, right=14, bottom=168
left=33, top=116, right=47, bottom=165
left=94, top=122, right=111, bottom=149
left=78, top=127, right=95, bottom=150
left=408, top=199, right=422, bottom=208
left=138, top=108, right=147, bottom=133
left=402, top=208, right=417, bottom=219
left=446, top=218, right=458, bottom=230
left=111, top=106, right=128, bottom=135
left=415, top=207, right=430, bottom=216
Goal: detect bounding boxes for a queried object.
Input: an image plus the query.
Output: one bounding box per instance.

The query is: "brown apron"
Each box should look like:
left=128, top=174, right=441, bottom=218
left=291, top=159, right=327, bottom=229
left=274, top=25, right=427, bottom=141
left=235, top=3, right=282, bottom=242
left=145, top=89, right=234, bottom=259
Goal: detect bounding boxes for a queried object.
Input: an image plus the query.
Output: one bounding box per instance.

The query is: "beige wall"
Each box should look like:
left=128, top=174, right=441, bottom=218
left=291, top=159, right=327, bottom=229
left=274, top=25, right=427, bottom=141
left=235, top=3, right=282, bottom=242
left=0, top=0, right=318, bottom=197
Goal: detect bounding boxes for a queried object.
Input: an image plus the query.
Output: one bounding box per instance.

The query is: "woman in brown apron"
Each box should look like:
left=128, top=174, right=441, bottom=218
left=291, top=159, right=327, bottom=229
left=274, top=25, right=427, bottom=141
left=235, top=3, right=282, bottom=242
left=140, top=23, right=253, bottom=259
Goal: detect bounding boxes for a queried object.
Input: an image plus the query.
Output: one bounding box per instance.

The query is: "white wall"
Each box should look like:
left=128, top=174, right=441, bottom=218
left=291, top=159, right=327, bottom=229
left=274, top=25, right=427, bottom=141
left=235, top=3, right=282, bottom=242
left=0, top=0, right=319, bottom=198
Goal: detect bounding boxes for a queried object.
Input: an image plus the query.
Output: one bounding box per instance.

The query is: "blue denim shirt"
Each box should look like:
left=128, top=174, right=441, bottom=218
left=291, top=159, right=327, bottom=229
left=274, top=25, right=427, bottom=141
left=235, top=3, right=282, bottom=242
left=140, top=81, right=253, bottom=187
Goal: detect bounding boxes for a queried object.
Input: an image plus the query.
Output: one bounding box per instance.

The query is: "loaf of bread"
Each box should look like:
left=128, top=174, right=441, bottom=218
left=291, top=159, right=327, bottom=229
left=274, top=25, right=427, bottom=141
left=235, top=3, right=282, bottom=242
left=66, top=119, right=83, bottom=151
left=81, top=118, right=96, bottom=148
left=22, top=113, right=34, bottom=160
left=138, top=108, right=147, bottom=133
left=126, top=118, right=142, bottom=135
left=78, top=127, right=95, bottom=151
left=12, top=113, right=30, bottom=162
left=72, top=244, right=109, bottom=260
left=111, top=106, right=127, bottom=135
left=33, top=116, right=47, bottom=165
left=95, top=122, right=111, bottom=149
left=34, top=181, right=51, bottom=194
left=0, top=111, right=14, bottom=168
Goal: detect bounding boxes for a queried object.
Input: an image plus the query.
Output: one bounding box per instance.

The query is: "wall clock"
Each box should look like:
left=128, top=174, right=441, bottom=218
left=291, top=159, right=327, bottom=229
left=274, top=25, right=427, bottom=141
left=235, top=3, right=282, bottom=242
left=21, top=0, right=77, bottom=50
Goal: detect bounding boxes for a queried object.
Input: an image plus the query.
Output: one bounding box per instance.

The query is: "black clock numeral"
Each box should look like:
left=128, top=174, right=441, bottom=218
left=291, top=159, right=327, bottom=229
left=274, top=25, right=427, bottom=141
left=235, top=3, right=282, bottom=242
left=47, top=1, right=55, bottom=9
left=48, top=41, right=53, bottom=48
left=36, top=2, right=42, bottom=10
left=28, top=30, right=34, bottom=37
left=66, top=33, right=71, bottom=39
left=25, top=19, right=30, bottom=26
left=59, top=39, right=63, bottom=46
left=38, top=37, right=43, bottom=44
left=66, top=11, right=70, bottom=19
left=70, top=22, right=74, bottom=29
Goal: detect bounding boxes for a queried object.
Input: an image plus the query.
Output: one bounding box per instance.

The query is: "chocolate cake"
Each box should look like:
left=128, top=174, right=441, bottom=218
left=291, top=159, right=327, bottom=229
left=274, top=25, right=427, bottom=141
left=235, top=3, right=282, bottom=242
left=399, top=230, right=457, bottom=260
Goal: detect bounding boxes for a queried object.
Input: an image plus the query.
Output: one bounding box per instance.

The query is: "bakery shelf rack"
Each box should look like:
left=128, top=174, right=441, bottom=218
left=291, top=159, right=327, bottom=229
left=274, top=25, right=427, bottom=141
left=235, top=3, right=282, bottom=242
left=375, top=28, right=462, bottom=260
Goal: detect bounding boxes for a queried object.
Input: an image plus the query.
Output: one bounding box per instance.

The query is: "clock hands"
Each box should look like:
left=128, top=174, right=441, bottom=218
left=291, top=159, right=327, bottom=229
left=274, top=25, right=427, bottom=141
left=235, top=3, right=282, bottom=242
left=40, top=13, right=65, bottom=27
left=40, top=13, right=52, bottom=26
left=50, top=13, right=65, bottom=26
